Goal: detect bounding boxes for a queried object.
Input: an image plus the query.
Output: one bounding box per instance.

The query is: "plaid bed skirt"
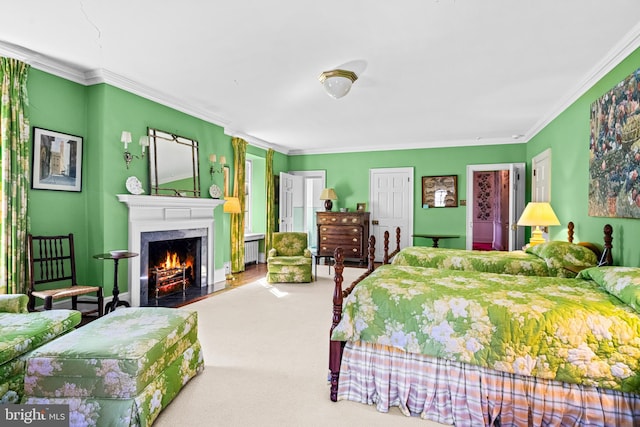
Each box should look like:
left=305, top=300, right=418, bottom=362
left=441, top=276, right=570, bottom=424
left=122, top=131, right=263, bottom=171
left=337, top=341, right=640, bottom=426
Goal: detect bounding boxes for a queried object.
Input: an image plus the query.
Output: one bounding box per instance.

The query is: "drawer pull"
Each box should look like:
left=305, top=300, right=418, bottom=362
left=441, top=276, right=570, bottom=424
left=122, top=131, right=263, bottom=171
left=353, top=228, right=358, bottom=233
left=352, top=238, right=358, bottom=242
left=352, top=218, right=358, bottom=223
left=331, top=218, right=337, bottom=222
left=322, top=237, right=327, bottom=241
left=341, top=218, right=347, bottom=223
left=352, top=248, right=358, bottom=253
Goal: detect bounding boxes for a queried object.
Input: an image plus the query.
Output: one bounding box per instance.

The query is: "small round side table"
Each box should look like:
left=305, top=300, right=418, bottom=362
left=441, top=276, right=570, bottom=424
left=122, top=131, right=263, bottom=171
left=93, top=251, right=139, bottom=313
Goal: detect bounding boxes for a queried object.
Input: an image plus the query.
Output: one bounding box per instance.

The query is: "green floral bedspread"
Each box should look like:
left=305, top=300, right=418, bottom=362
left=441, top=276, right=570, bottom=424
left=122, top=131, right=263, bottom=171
left=331, top=265, right=640, bottom=392
left=391, top=241, right=598, bottom=277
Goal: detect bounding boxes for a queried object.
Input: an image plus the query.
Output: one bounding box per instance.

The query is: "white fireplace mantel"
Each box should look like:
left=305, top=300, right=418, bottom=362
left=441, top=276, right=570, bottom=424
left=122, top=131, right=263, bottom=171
left=117, top=194, right=225, bottom=306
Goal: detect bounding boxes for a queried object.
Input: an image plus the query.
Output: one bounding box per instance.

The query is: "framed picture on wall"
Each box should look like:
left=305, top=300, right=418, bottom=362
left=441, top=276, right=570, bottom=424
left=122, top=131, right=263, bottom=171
left=31, top=127, right=83, bottom=192
left=422, top=175, right=458, bottom=208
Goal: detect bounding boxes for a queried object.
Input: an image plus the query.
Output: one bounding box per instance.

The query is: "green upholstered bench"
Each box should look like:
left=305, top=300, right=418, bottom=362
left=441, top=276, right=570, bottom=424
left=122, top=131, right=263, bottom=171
left=23, top=307, right=203, bottom=426
left=0, top=294, right=80, bottom=404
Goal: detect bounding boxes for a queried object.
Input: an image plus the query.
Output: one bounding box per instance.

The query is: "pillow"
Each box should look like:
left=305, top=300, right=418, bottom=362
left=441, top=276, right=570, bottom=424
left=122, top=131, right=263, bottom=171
left=578, top=266, right=640, bottom=312
left=525, top=240, right=598, bottom=267
left=0, top=294, right=28, bottom=313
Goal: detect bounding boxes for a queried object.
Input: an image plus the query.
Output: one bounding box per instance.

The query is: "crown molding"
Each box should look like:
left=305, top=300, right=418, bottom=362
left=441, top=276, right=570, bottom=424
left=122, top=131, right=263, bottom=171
left=223, top=128, right=290, bottom=155
left=287, top=136, right=525, bottom=156
left=0, top=40, right=88, bottom=84
left=84, top=69, right=232, bottom=130
left=4, top=25, right=640, bottom=156
left=526, top=22, right=640, bottom=139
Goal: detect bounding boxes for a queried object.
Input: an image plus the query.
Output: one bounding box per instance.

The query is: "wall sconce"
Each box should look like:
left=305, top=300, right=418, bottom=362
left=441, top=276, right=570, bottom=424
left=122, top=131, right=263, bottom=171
left=209, top=154, right=227, bottom=176
left=121, top=131, right=149, bottom=169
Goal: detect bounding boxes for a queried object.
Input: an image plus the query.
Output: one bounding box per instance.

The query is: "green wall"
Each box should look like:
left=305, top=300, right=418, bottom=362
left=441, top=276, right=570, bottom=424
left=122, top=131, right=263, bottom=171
left=28, top=69, right=90, bottom=278
left=527, top=46, right=640, bottom=267
left=289, top=144, right=526, bottom=249
left=25, top=40, right=640, bottom=295
left=28, top=72, right=234, bottom=291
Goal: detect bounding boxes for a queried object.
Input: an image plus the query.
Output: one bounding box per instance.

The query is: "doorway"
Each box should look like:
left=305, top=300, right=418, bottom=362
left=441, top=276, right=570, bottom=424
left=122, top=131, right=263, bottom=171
left=279, top=170, right=325, bottom=248
left=466, top=163, right=525, bottom=251
left=369, top=167, right=414, bottom=261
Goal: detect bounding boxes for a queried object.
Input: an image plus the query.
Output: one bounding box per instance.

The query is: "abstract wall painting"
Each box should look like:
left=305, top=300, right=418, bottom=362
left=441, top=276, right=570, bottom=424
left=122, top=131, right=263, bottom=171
left=589, top=67, right=640, bottom=218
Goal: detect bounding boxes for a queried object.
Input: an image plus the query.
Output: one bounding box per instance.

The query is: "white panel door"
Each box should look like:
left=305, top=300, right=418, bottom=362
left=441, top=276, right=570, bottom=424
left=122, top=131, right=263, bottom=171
left=369, top=168, right=413, bottom=261
left=532, top=148, right=552, bottom=202
left=279, top=172, right=297, bottom=232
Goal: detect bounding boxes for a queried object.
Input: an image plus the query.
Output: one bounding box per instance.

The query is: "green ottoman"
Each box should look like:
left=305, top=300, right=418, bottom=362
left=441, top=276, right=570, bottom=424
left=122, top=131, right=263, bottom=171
left=23, top=307, right=203, bottom=426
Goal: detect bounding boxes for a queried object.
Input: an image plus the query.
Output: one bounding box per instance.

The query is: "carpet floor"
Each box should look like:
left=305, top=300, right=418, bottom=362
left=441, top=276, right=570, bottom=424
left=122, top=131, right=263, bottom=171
left=153, top=267, right=443, bottom=427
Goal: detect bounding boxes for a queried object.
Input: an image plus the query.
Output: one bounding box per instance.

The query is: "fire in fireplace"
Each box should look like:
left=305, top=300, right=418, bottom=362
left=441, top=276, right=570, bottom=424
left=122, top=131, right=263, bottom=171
left=148, top=237, right=200, bottom=299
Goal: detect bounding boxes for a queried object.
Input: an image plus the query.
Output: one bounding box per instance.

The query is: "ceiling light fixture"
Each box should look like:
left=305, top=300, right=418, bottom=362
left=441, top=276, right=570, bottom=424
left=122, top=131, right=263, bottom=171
left=318, top=69, right=358, bottom=99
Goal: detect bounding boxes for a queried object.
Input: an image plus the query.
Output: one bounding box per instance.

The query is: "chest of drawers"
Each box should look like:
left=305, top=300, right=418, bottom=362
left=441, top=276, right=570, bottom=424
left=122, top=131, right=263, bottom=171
left=316, top=211, right=370, bottom=263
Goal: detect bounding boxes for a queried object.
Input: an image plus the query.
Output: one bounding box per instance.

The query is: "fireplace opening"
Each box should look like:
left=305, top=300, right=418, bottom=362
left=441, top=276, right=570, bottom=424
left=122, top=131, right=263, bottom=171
left=148, top=237, right=200, bottom=300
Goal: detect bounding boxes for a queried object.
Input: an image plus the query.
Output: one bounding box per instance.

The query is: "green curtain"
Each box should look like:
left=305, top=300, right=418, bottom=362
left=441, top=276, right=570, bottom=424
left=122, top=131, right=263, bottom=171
left=230, top=137, right=247, bottom=273
left=265, top=149, right=275, bottom=252
left=0, top=58, right=30, bottom=294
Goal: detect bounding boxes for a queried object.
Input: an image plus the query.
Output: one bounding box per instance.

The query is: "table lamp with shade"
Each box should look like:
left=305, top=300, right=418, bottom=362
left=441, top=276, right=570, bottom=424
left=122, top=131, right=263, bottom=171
left=320, top=188, right=338, bottom=211
left=517, top=202, right=560, bottom=247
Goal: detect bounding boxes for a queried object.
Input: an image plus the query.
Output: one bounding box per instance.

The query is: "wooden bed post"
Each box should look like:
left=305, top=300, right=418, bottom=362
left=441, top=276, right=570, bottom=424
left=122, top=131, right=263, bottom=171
left=603, top=224, right=613, bottom=266
left=329, top=248, right=345, bottom=402
left=568, top=221, right=575, bottom=243
left=383, top=230, right=390, bottom=265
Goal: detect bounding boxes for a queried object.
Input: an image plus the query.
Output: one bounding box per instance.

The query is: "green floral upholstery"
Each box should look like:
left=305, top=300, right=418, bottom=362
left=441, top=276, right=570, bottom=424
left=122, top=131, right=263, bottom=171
left=0, top=294, right=81, bottom=404
left=267, top=232, right=312, bottom=283
left=23, top=307, right=204, bottom=426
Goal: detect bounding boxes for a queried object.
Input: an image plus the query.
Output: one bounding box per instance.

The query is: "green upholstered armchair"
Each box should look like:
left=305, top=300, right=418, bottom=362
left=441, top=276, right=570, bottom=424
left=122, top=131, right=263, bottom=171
left=267, top=232, right=312, bottom=283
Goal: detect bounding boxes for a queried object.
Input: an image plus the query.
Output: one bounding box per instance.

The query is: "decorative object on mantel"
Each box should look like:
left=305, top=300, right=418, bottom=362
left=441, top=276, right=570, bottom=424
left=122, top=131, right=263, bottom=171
left=517, top=202, right=560, bottom=247
left=121, top=131, right=149, bottom=169
left=319, top=188, right=338, bottom=211
left=589, top=65, right=640, bottom=219
left=126, top=176, right=144, bottom=195
left=209, top=154, right=226, bottom=176
left=209, top=184, right=222, bottom=199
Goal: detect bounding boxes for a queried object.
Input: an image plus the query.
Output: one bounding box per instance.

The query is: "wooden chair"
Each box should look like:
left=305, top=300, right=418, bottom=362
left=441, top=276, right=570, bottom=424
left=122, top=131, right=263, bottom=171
left=28, top=233, right=104, bottom=317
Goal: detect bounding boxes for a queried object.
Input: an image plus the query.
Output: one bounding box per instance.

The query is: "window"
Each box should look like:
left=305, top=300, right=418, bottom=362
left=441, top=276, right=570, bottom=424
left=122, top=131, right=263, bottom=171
left=245, top=159, right=252, bottom=232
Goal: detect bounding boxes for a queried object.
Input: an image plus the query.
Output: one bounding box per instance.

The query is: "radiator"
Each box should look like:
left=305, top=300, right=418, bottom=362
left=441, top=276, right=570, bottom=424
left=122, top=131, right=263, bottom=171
left=244, top=240, right=259, bottom=265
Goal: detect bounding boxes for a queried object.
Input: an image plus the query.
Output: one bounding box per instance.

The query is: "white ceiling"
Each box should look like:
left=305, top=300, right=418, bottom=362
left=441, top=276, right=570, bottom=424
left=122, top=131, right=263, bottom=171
left=1, top=1, right=640, bottom=155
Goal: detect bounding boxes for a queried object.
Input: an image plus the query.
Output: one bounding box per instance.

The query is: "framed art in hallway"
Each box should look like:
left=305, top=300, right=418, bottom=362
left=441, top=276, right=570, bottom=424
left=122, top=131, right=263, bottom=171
left=31, top=127, right=83, bottom=192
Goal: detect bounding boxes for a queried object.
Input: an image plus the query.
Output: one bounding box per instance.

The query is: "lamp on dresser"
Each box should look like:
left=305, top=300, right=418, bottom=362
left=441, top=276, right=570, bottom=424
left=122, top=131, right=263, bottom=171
left=517, top=202, right=560, bottom=247
left=320, top=188, right=338, bottom=211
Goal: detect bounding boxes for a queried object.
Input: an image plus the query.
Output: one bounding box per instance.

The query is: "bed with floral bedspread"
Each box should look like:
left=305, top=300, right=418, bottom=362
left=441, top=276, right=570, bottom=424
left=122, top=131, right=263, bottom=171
left=329, top=260, right=640, bottom=425
left=392, top=240, right=606, bottom=277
